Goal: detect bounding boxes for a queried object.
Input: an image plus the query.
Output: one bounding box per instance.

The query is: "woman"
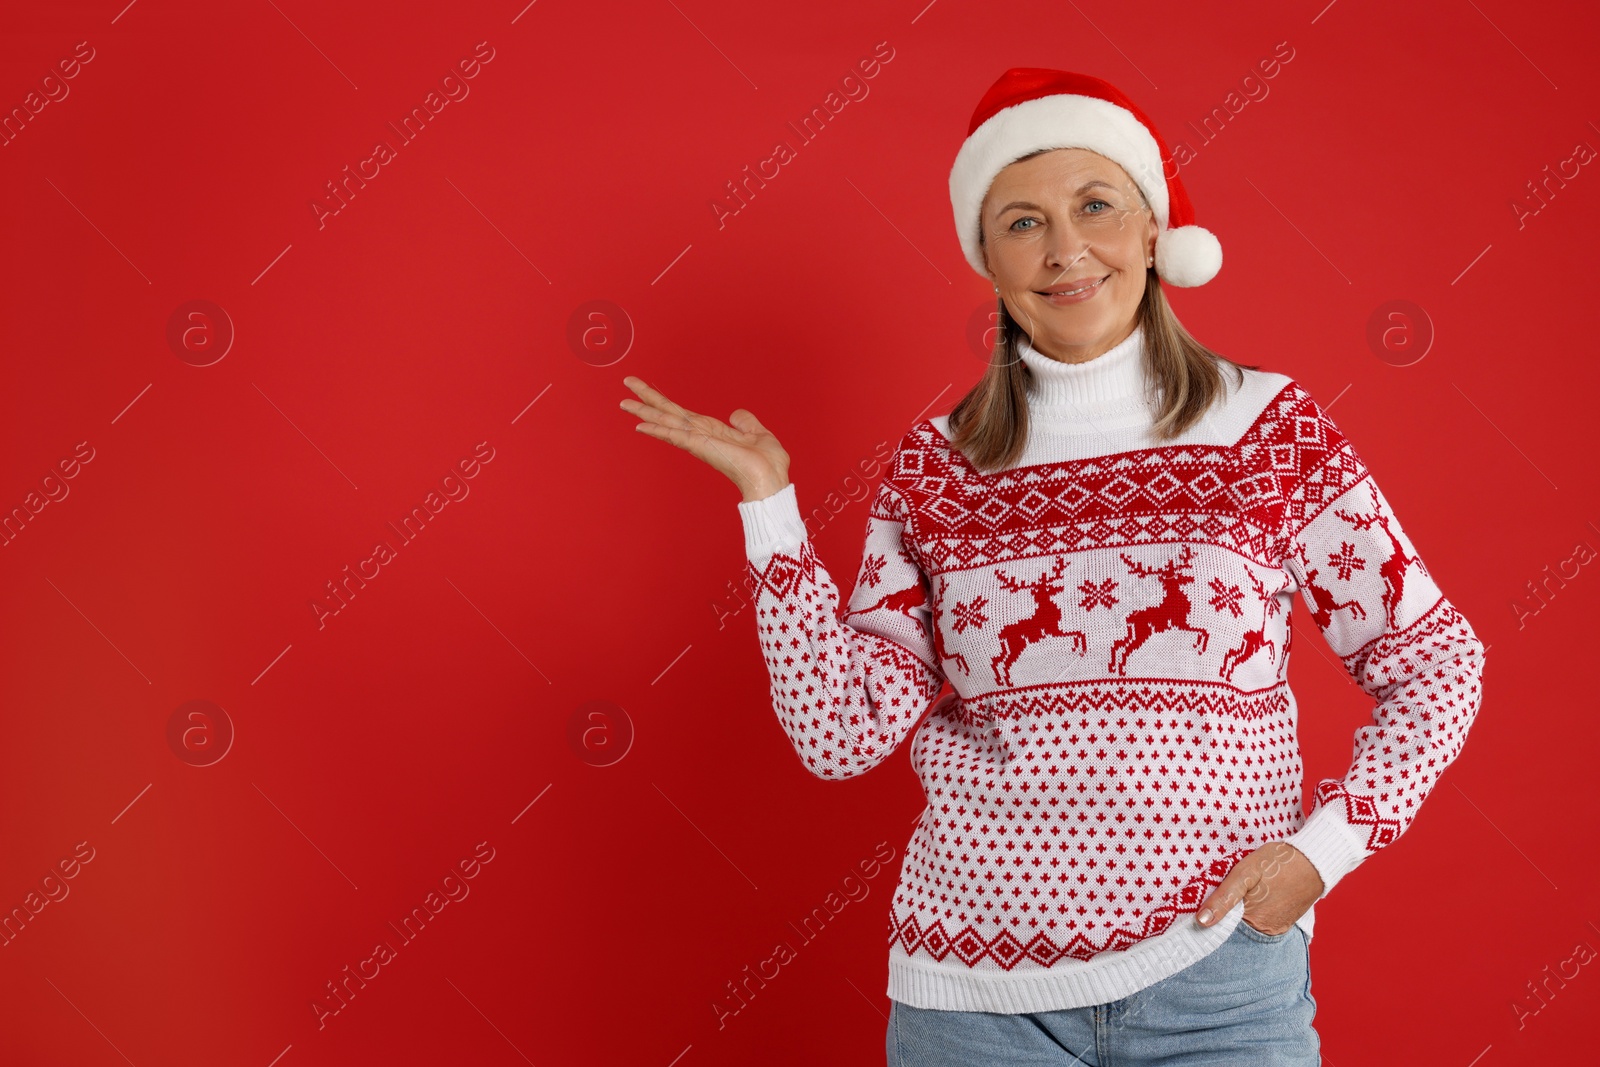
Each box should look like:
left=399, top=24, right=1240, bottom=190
left=621, top=68, right=1485, bottom=1066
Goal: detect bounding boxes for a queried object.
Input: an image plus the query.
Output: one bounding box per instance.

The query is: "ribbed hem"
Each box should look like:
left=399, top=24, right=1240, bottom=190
left=886, top=897, right=1317, bottom=1012
left=1283, top=802, right=1370, bottom=900
left=736, top=483, right=807, bottom=563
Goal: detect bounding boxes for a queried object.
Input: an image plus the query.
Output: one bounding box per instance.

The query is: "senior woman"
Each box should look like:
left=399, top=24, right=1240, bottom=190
left=621, top=69, right=1485, bottom=1066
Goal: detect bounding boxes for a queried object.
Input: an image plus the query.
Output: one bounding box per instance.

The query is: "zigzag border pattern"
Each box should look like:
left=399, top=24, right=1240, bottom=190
left=951, top=677, right=1291, bottom=730
left=888, top=845, right=1256, bottom=968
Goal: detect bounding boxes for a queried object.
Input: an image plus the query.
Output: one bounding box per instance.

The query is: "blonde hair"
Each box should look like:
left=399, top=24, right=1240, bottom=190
left=948, top=158, right=1258, bottom=473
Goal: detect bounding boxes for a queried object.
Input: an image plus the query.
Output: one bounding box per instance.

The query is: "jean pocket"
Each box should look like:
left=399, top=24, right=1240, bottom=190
left=1234, top=916, right=1295, bottom=944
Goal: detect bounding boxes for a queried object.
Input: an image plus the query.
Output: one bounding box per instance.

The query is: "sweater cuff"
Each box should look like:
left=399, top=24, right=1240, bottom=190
left=1283, top=802, right=1371, bottom=901
left=737, top=483, right=808, bottom=563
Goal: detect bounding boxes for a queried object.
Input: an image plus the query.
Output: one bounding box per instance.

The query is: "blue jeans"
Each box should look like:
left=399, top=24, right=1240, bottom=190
left=886, top=918, right=1320, bottom=1066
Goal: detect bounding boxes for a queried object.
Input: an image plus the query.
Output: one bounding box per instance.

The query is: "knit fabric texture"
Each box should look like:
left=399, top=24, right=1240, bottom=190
left=737, top=324, right=1486, bottom=1013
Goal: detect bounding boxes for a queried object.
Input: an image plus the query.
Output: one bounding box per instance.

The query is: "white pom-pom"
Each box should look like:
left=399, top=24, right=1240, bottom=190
left=1154, top=225, right=1222, bottom=287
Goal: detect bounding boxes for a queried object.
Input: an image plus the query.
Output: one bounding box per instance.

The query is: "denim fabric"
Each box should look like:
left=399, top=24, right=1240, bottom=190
left=886, top=917, right=1319, bottom=1066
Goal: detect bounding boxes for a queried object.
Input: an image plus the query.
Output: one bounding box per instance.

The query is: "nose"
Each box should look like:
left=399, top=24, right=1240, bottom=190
left=1044, top=219, right=1091, bottom=271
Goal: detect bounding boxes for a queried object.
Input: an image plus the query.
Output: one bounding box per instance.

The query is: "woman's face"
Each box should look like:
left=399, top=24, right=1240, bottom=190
left=980, top=148, right=1158, bottom=363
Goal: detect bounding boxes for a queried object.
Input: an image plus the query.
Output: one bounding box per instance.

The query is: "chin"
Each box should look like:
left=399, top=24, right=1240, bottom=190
left=1034, top=304, right=1120, bottom=335
left=1027, top=306, right=1136, bottom=356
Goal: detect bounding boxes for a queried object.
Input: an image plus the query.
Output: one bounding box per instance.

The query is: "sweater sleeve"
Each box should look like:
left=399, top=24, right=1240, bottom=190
left=738, top=478, right=948, bottom=780
left=1273, top=387, right=1486, bottom=901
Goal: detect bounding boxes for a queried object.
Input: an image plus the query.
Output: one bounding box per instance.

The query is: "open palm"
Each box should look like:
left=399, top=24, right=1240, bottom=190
left=620, top=376, right=791, bottom=503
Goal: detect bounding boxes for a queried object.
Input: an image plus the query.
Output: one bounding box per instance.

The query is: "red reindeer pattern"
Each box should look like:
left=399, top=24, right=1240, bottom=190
left=1218, top=568, right=1281, bottom=683
left=990, top=556, right=1087, bottom=687
left=849, top=488, right=1418, bottom=691
left=1335, top=481, right=1428, bottom=628
left=1108, top=545, right=1212, bottom=676
left=1288, top=538, right=1367, bottom=631
left=929, top=588, right=971, bottom=678
left=848, top=549, right=970, bottom=677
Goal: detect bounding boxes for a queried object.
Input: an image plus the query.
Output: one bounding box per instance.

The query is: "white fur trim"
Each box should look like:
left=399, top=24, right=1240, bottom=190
left=949, top=94, right=1169, bottom=280
left=1154, top=225, right=1222, bottom=287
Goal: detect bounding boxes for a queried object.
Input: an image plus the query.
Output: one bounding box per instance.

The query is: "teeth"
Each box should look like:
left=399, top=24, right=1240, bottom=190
left=1048, top=278, right=1101, bottom=296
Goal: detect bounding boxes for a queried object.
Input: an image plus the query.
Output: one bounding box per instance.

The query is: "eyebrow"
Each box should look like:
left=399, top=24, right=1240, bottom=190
left=994, top=181, right=1119, bottom=215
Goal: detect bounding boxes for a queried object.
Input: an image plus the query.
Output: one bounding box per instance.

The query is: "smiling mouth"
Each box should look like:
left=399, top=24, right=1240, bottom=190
left=1038, top=276, right=1108, bottom=298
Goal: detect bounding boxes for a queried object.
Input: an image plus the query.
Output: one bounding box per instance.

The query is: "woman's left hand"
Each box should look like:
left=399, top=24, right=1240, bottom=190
left=1195, top=841, right=1325, bottom=936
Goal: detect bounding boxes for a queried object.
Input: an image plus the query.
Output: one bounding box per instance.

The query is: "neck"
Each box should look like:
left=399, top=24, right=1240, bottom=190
left=1016, top=323, right=1154, bottom=429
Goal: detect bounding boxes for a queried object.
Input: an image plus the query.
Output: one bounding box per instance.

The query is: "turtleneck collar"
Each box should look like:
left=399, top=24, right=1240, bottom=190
left=1016, top=324, right=1154, bottom=427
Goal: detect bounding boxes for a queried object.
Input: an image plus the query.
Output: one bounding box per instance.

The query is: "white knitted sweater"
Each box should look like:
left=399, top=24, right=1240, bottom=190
left=737, top=326, right=1485, bottom=1012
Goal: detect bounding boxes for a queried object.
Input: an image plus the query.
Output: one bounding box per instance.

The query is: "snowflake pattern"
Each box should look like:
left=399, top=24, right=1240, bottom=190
left=950, top=595, right=989, bottom=633
left=1207, top=575, right=1245, bottom=617
left=1328, top=541, right=1366, bottom=581
left=1077, top=577, right=1118, bottom=611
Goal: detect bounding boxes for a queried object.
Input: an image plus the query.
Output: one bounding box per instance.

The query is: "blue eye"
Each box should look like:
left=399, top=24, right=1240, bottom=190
left=1084, top=199, right=1111, bottom=213
left=1009, top=217, right=1037, bottom=231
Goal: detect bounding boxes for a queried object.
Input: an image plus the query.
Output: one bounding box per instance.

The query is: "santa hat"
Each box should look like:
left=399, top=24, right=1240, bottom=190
left=949, top=68, right=1222, bottom=287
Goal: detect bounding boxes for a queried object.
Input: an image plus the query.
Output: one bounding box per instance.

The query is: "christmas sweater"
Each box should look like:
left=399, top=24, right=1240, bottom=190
left=736, top=325, right=1486, bottom=1014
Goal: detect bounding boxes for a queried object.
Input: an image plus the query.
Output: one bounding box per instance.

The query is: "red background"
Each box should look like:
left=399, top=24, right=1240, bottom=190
left=1, top=1, right=1595, bottom=1064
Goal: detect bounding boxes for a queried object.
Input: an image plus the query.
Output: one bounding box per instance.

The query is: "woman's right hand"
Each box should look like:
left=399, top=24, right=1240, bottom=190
left=620, top=376, right=792, bottom=503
